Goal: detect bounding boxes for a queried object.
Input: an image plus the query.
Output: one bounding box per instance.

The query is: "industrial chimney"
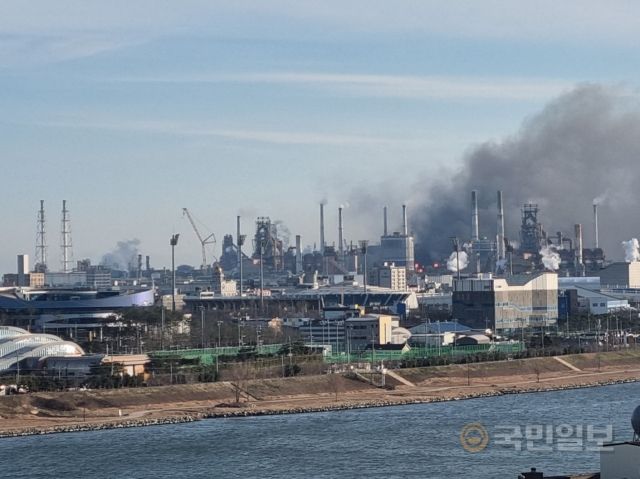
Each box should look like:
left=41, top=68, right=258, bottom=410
left=574, top=223, right=584, bottom=276
left=338, top=206, right=344, bottom=257
left=383, top=206, right=388, bottom=237
left=496, top=191, right=505, bottom=261
left=319, top=203, right=325, bottom=255
left=593, top=203, right=599, bottom=249
left=295, top=235, right=302, bottom=274
left=402, top=204, right=408, bottom=236
left=471, top=190, right=479, bottom=242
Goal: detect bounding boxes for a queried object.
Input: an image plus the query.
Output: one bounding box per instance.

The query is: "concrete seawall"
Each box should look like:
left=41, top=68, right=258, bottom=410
left=2, top=377, right=638, bottom=439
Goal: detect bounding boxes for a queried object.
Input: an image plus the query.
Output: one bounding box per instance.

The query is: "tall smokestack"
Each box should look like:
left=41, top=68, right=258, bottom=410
left=338, top=206, right=344, bottom=257
left=402, top=204, right=408, bottom=236
left=383, top=206, right=388, bottom=236
left=471, top=190, right=479, bottom=242
left=146, top=255, right=150, bottom=271
left=295, top=234, right=302, bottom=274
left=593, top=203, right=599, bottom=249
left=574, top=223, right=584, bottom=276
left=237, top=215, right=244, bottom=296
left=496, top=191, right=505, bottom=260
left=320, top=203, right=325, bottom=254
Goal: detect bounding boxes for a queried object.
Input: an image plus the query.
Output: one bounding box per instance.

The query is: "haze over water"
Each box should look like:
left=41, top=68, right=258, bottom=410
left=1, top=382, right=637, bottom=478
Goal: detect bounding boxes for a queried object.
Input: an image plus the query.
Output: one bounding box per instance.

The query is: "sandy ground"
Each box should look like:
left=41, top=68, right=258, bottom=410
left=1, top=351, right=639, bottom=436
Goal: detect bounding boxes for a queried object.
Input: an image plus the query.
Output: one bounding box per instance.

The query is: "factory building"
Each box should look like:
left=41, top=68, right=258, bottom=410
left=368, top=263, right=407, bottom=290
left=211, top=264, right=237, bottom=297
left=345, top=314, right=395, bottom=352
left=597, top=262, right=640, bottom=289
left=380, top=233, right=415, bottom=271
left=557, top=276, right=630, bottom=316
left=452, top=272, right=558, bottom=330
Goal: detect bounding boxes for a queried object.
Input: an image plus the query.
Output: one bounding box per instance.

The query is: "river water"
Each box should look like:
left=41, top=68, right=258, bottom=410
left=1, top=382, right=638, bottom=478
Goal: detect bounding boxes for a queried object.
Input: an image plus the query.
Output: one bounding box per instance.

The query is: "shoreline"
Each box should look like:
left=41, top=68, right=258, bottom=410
left=2, top=375, right=638, bottom=439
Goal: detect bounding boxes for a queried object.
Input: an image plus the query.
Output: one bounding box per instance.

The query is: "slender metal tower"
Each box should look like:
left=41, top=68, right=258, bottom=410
left=35, top=200, right=47, bottom=272
left=60, top=200, right=73, bottom=273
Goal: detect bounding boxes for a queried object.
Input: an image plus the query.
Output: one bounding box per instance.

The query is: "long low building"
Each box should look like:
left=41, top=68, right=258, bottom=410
left=0, top=287, right=155, bottom=329
left=184, top=284, right=418, bottom=317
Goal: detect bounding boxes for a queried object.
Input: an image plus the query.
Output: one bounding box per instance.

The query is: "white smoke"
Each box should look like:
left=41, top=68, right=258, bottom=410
left=447, top=251, right=468, bottom=272
left=101, top=239, right=141, bottom=271
left=593, top=192, right=608, bottom=205
left=622, top=238, right=640, bottom=262
left=539, top=246, right=561, bottom=271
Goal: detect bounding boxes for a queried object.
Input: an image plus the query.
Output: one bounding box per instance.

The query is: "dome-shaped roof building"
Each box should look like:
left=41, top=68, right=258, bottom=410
left=0, top=326, right=84, bottom=372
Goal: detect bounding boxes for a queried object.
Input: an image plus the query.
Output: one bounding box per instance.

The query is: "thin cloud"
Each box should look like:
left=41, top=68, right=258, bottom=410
left=115, top=72, right=571, bottom=101
left=0, top=33, right=142, bottom=67
left=34, top=117, right=431, bottom=147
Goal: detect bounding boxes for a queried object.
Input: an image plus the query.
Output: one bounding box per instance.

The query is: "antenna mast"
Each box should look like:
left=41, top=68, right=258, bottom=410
left=61, top=200, right=73, bottom=273
left=35, top=200, right=47, bottom=272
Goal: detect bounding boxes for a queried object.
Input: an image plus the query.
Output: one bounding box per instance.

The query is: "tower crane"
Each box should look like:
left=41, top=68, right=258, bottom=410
left=182, top=208, right=216, bottom=270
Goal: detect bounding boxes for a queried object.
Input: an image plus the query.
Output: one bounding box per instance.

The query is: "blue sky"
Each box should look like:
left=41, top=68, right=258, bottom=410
left=1, top=1, right=639, bottom=274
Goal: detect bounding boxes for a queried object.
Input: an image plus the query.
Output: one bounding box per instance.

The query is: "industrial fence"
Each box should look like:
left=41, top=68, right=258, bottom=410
left=149, top=344, right=288, bottom=365
left=324, top=342, right=526, bottom=364
left=149, top=342, right=525, bottom=366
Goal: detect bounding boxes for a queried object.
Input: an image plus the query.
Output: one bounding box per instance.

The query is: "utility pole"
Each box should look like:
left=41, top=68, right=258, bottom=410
left=201, top=306, right=205, bottom=350
left=161, top=306, right=165, bottom=350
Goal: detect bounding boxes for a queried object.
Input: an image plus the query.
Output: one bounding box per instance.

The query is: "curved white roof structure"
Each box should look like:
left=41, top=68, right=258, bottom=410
left=0, top=326, right=29, bottom=339
left=0, top=329, right=84, bottom=372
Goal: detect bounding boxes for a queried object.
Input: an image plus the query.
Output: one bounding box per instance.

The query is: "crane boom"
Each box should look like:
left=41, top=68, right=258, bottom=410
left=182, top=208, right=216, bottom=269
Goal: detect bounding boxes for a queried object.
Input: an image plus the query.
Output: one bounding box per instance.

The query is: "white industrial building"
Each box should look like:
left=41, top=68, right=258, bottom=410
left=452, top=273, right=558, bottom=330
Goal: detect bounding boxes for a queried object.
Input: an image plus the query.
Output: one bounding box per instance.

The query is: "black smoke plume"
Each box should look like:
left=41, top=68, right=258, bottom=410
left=414, top=84, right=640, bottom=263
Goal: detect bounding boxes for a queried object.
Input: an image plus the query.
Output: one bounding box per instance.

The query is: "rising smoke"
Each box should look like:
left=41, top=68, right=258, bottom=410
left=539, top=246, right=561, bottom=271
left=101, top=239, right=141, bottom=271
left=446, top=251, right=468, bottom=272
left=412, top=85, right=640, bottom=263
left=622, top=238, right=640, bottom=263
left=273, top=220, right=291, bottom=249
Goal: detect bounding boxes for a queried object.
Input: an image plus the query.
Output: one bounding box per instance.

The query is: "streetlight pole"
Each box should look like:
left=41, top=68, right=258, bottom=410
left=217, top=320, right=222, bottom=348
left=200, top=306, right=205, bottom=350
left=161, top=306, right=165, bottom=350
left=170, top=234, right=180, bottom=312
